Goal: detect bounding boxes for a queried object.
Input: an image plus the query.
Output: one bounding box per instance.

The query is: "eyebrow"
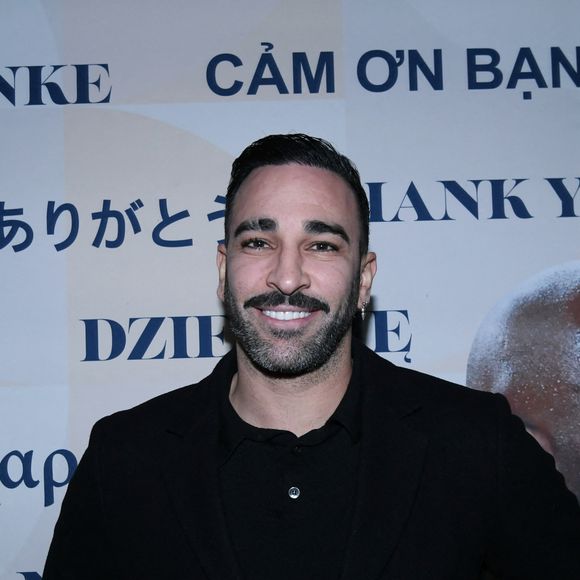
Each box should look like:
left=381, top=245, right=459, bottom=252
left=232, top=217, right=350, bottom=244
left=304, top=220, right=350, bottom=244
left=233, top=218, right=277, bottom=238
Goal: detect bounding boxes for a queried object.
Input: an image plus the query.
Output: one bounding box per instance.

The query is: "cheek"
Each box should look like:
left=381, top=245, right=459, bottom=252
left=227, top=259, right=267, bottom=294
left=311, top=262, right=358, bottom=292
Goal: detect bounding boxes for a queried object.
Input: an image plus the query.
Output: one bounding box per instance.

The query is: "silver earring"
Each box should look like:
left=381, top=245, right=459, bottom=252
left=360, top=301, right=367, bottom=321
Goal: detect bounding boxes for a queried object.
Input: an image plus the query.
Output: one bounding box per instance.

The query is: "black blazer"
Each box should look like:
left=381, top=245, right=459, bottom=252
left=44, top=341, right=580, bottom=579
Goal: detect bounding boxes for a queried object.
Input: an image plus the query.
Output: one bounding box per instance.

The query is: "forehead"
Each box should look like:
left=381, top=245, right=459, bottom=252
left=231, top=164, right=359, bottom=231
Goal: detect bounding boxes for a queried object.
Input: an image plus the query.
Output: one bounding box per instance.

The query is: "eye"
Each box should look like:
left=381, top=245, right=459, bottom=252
left=241, top=237, right=270, bottom=250
left=310, top=241, right=338, bottom=252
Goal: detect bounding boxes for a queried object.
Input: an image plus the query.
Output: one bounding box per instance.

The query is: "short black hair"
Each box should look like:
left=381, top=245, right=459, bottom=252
left=224, top=133, right=370, bottom=257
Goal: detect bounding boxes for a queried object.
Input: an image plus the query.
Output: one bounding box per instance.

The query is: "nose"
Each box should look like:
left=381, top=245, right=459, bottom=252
left=266, top=245, right=310, bottom=295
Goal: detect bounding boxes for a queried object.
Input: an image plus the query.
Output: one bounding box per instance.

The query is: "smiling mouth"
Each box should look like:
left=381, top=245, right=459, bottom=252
left=244, top=291, right=330, bottom=315
left=262, top=310, right=313, bottom=321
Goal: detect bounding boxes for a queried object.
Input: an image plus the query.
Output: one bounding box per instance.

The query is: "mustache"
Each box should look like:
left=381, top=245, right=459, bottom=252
left=244, top=291, right=330, bottom=314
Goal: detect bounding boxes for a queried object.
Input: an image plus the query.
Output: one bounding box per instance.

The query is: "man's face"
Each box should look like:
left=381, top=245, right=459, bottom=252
left=217, top=163, right=375, bottom=376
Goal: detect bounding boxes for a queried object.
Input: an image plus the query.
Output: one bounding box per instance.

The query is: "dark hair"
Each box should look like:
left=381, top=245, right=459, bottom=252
left=224, top=133, right=370, bottom=257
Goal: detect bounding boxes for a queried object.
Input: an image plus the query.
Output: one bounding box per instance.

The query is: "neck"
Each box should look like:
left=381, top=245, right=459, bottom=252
left=229, top=335, right=353, bottom=437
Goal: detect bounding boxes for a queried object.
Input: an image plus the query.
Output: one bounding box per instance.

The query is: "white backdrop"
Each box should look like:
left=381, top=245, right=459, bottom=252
left=1, top=1, right=579, bottom=577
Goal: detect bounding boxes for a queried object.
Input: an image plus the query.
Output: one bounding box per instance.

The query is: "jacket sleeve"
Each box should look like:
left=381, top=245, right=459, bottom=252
left=43, top=420, right=114, bottom=580
left=485, top=394, right=580, bottom=579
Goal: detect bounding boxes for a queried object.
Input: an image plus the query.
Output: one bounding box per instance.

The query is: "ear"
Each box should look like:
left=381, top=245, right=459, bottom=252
left=216, top=243, right=227, bottom=301
left=358, top=251, right=377, bottom=309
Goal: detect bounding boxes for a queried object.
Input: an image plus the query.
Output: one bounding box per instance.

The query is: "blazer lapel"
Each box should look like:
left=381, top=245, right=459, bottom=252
left=341, top=352, right=429, bottom=580
left=159, top=356, right=243, bottom=580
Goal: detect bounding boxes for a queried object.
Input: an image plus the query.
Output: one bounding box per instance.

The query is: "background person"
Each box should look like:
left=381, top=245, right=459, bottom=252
left=467, top=261, right=580, bottom=498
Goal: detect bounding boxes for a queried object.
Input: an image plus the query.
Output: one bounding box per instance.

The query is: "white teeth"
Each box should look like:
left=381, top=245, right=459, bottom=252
left=263, top=310, right=312, bottom=321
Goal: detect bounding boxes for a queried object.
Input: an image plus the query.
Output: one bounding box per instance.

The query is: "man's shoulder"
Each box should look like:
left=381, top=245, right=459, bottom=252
left=355, top=340, right=505, bottom=417
left=91, top=351, right=235, bottom=441
left=356, top=341, right=520, bottom=455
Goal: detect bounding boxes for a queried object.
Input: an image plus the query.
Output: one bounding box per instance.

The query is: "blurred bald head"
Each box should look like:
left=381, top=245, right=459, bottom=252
left=467, top=262, right=580, bottom=497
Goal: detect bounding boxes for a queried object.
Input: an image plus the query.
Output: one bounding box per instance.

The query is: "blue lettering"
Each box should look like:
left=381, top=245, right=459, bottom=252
left=357, top=50, right=403, bottom=92
left=43, top=449, right=77, bottom=507
left=82, top=318, right=126, bottom=361
left=391, top=182, right=435, bottom=222
left=440, top=180, right=480, bottom=220
left=372, top=310, right=412, bottom=362
left=506, top=48, right=547, bottom=89
left=171, top=316, right=193, bottom=359
left=127, top=317, right=166, bottom=360
left=196, top=315, right=226, bottom=358
left=0, top=64, right=111, bottom=106
left=488, top=179, right=532, bottom=219
left=0, top=66, right=19, bottom=105
left=367, top=182, right=389, bottom=223
left=0, top=450, right=39, bottom=489
left=247, top=46, right=289, bottom=95
left=27, top=65, right=69, bottom=105
left=206, top=53, right=243, bottom=96
left=292, top=51, right=335, bottom=94
left=551, top=47, right=580, bottom=87
left=82, top=315, right=229, bottom=361
left=546, top=177, right=580, bottom=217
left=408, top=49, right=443, bottom=91
left=74, top=64, right=111, bottom=104
left=467, top=48, right=503, bottom=89
left=1, top=449, right=78, bottom=507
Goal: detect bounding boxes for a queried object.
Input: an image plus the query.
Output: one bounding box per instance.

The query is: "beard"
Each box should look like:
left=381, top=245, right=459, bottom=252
left=224, top=275, right=359, bottom=377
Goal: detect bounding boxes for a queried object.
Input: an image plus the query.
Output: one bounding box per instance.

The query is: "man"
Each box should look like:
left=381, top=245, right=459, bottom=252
left=467, top=262, right=580, bottom=499
left=44, top=134, right=580, bottom=579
